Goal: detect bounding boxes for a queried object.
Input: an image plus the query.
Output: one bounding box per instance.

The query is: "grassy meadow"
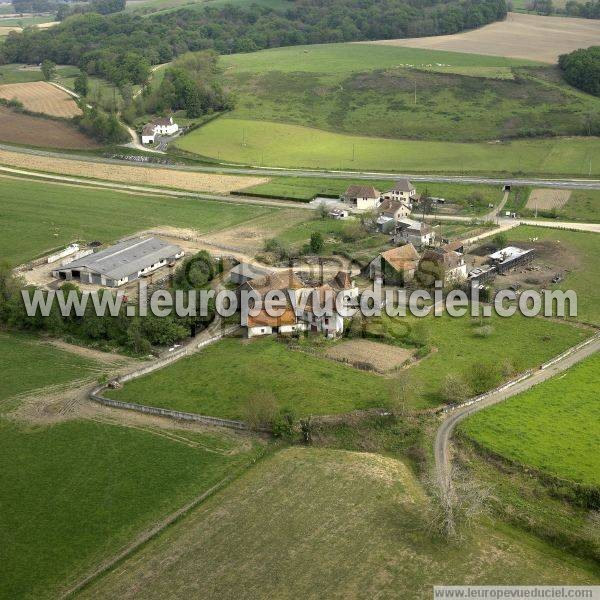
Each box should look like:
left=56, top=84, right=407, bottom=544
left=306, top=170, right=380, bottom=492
left=80, top=448, right=599, bottom=599
left=0, top=63, right=79, bottom=85
left=0, top=176, right=274, bottom=265
left=175, top=119, right=600, bottom=177
left=460, top=353, right=600, bottom=487
left=0, top=416, right=263, bottom=599
left=107, top=337, right=391, bottom=418
left=554, top=189, right=600, bottom=223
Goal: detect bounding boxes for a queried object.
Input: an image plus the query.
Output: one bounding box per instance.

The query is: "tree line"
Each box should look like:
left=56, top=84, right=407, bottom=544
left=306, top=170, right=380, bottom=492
left=2, top=0, right=508, bottom=87
left=559, top=46, right=600, bottom=97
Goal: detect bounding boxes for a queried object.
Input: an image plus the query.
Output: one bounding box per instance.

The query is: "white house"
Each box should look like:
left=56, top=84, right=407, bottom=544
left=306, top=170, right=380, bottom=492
left=383, top=178, right=418, bottom=203
left=141, top=116, right=179, bottom=144
left=376, top=198, right=411, bottom=232
left=342, top=184, right=381, bottom=211
left=393, top=218, right=435, bottom=249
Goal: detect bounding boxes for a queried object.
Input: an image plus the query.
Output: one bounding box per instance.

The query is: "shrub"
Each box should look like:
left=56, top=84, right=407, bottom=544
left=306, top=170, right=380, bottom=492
left=244, top=391, right=278, bottom=430
left=473, top=325, right=494, bottom=338
left=441, top=373, right=472, bottom=404
left=466, top=361, right=502, bottom=395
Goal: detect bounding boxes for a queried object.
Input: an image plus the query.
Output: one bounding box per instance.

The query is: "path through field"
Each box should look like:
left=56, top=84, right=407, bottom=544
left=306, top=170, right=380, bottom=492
left=361, top=13, right=600, bottom=63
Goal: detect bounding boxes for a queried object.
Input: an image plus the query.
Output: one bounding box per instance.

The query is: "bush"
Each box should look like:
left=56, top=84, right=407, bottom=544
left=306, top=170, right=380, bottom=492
left=441, top=373, right=472, bottom=404
left=244, top=391, right=278, bottom=430
left=559, top=46, right=600, bottom=97
left=466, top=361, right=501, bottom=395
left=473, top=325, right=494, bottom=338
left=272, top=407, right=296, bottom=439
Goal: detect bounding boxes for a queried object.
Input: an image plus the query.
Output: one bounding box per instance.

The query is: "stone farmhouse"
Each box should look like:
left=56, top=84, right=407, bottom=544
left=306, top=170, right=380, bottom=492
left=341, top=184, right=381, bottom=211
left=420, top=248, right=468, bottom=285
left=376, top=198, right=412, bottom=232
left=368, top=244, right=420, bottom=285
left=382, top=178, right=418, bottom=203
left=393, top=218, right=435, bottom=249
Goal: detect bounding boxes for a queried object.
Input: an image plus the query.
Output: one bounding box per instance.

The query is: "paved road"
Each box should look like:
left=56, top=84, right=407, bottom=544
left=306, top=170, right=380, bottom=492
left=434, top=333, right=600, bottom=495
left=0, top=142, right=599, bottom=190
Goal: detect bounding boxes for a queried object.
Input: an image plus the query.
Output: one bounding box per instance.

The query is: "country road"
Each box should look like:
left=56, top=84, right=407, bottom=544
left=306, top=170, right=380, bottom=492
left=434, top=333, right=600, bottom=496
left=1, top=142, right=599, bottom=190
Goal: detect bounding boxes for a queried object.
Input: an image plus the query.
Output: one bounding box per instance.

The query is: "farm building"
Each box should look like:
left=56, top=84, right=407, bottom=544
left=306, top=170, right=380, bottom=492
left=341, top=185, right=381, bottom=211
left=382, top=178, right=418, bottom=203
left=328, top=208, right=349, bottom=219
left=230, top=262, right=272, bottom=286
left=368, top=243, right=419, bottom=285
left=488, top=246, right=534, bottom=274
left=53, top=237, right=184, bottom=287
left=376, top=198, right=412, bottom=232
left=419, top=248, right=467, bottom=285
left=393, top=218, right=435, bottom=249
left=141, top=116, right=179, bottom=144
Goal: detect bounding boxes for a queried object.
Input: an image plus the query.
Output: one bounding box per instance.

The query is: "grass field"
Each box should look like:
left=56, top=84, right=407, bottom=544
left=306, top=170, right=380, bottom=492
left=507, top=226, right=600, bottom=325
left=553, top=189, right=600, bottom=223
left=0, top=176, right=275, bottom=265
left=0, top=63, right=79, bottom=85
left=220, top=43, right=596, bottom=143
left=460, top=353, right=600, bottom=488
left=80, top=448, right=599, bottom=599
left=0, top=332, right=101, bottom=403
left=107, top=337, right=391, bottom=418
left=175, top=118, right=600, bottom=177
left=0, top=415, right=263, bottom=599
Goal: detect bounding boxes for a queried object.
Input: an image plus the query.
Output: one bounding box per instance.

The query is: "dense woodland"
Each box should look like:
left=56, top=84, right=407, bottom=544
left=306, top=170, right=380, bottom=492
left=559, top=46, right=600, bottom=97
left=2, top=0, right=507, bottom=86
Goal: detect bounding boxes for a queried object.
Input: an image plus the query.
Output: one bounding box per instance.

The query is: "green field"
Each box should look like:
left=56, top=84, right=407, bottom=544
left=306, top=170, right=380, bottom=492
left=0, top=63, right=79, bottom=85
left=460, top=353, right=600, bottom=487
left=0, top=176, right=275, bottom=265
left=507, top=226, right=600, bottom=326
left=0, top=332, right=102, bottom=403
left=107, top=337, right=391, bottom=418
left=554, top=190, right=600, bottom=223
left=80, top=448, right=599, bottom=599
left=0, top=416, right=262, bottom=599
left=175, top=119, right=600, bottom=176
left=243, top=176, right=506, bottom=214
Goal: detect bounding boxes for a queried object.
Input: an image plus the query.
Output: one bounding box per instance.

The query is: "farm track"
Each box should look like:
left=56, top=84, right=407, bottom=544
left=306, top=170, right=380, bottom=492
left=434, top=334, right=600, bottom=501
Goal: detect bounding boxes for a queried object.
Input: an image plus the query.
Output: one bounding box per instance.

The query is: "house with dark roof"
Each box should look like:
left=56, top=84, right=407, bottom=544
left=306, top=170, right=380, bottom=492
left=341, top=184, right=381, bottom=211
left=368, top=244, right=419, bottom=285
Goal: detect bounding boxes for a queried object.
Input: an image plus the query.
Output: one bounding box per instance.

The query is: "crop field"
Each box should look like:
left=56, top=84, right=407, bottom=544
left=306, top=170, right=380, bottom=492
left=525, top=189, right=571, bottom=211
left=460, top=353, right=599, bottom=487
left=0, top=176, right=275, bottom=266
left=80, top=448, right=598, bottom=599
left=0, top=414, right=262, bottom=599
left=363, top=12, right=600, bottom=64
left=0, top=106, right=99, bottom=149
left=0, top=332, right=101, bottom=405
left=507, top=226, right=600, bottom=325
left=0, top=81, right=81, bottom=117
left=175, top=119, right=600, bottom=177
left=0, top=147, right=268, bottom=193
left=107, top=337, right=392, bottom=419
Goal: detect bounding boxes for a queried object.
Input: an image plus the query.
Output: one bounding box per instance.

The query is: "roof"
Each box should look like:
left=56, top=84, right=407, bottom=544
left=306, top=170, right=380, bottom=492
left=230, top=263, right=271, bottom=280
left=247, top=305, right=297, bottom=328
left=392, top=178, right=415, bottom=192
left=489, top=246, right=533, bottom=263
left=303, top=284, right=336, bottom=312
left=379, top=198, right=408, bottom=215
left=397, top=218, right=420, bottom=230
left=152, top=116, right=173, bottom=126
left=64, top=237, right=182, bottom=280
left=379, top=244, right=419, bottom=271
left=421, top=248, right=463, bottom=270
left=442, top=240, right=464, bottom=253
left=245, top=269, right=305, bottom=294
left=142, top=123, right=156, bottom=135
left=343, top=184, right=380, bottom=199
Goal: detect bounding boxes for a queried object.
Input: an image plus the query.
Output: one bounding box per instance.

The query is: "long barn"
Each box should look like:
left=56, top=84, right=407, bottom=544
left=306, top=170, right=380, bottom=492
left=53, top=237, right=184, bottom=287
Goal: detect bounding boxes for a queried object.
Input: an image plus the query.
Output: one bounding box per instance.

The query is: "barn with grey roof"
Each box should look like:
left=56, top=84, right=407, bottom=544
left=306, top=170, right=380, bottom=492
left=53, top=237, right=184, bottom=287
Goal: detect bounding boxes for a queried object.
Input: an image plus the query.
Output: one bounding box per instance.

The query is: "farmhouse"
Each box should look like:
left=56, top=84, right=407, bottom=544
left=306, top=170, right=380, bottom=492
left=368, top=243, right=419, bottom=285
left=53, top=236, right=184, bottom=287
left=376, top=198, right=412, bottom=232
left=488, top=246, right=535, bottom=274
left=420, top=248, right=467, bottom=285
left=141, top=116, right=179, bottom=144
left=382, top=178, right=418, bottom=203
left=393, top=218, right=435, bottom=249
left=342, top=184, right=381, bottom=211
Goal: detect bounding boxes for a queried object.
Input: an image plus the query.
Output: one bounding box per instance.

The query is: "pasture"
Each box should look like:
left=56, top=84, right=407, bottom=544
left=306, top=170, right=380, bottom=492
left=0, top=81, right=81, bottom=117
left=175, top=119, right=600, bottom=177
left=107, top=337, right=391, bottom=418
left=363, top=12, right=600, bottom=64
left=0, top=176, right=275, bottom=265
left=0, top=64, right=79, bottom=85
left=552, top=189, right=600, bottom=223
left=0, top=106, right=99, bottom=149
left=0, top=415, right=262, bottom=599
left=460, top=353, right=600, bottom=487
left=80, top=448, right=599, bottom=599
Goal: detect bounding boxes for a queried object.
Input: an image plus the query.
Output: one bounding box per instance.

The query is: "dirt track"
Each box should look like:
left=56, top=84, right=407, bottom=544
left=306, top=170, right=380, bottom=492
left=0, top=81, right=81, bottom=117
left=361, top=12, right=600, bottom=63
